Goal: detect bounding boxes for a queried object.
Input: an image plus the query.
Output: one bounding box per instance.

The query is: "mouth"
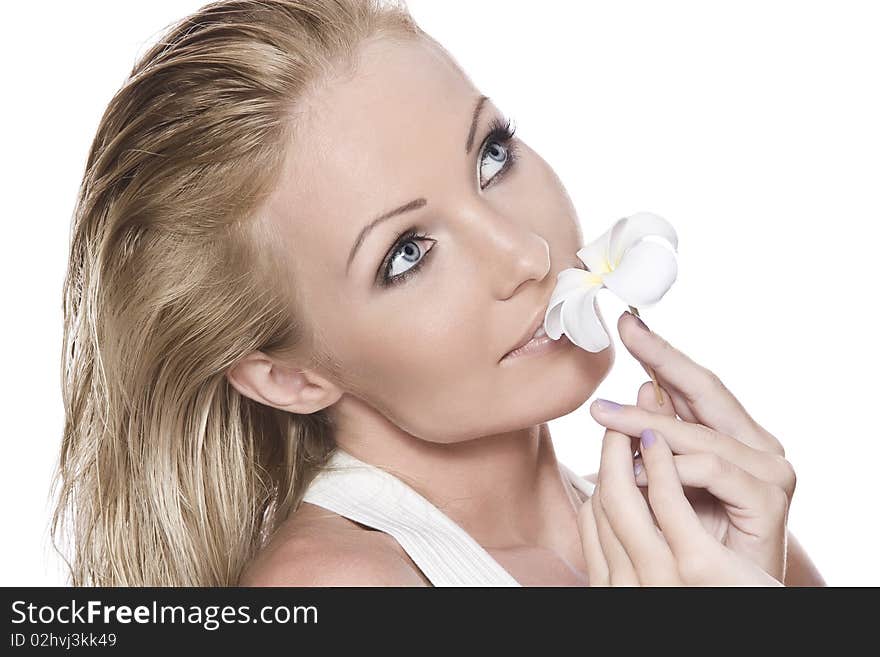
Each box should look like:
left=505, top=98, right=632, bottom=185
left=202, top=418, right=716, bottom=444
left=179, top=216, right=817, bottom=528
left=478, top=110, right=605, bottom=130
left=498, top=259, right=586, bottom=363
left=502, top=311, right=547, bottom=360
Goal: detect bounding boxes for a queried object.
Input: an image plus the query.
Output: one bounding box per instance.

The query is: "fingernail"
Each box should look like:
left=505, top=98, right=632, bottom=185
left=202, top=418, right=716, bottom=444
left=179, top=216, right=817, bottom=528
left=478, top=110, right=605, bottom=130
left=594, top=398, right=622, bottom=412
left=633, top=461, right=643, bottom=477
left=628, top=311, right=650, bottom=333
left=641, top=428, right=657, bottom=449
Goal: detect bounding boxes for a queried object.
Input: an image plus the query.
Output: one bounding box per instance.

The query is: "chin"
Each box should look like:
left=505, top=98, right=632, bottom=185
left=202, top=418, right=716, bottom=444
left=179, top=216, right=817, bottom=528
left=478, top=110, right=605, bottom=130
left=510, top=356, right=613, bottom=430
left=565, top=339, right=615, bottom=398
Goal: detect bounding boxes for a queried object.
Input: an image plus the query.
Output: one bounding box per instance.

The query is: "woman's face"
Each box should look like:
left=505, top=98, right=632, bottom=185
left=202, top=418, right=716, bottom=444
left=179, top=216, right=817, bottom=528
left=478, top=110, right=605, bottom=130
left=261, top=36, right=614, bottom=443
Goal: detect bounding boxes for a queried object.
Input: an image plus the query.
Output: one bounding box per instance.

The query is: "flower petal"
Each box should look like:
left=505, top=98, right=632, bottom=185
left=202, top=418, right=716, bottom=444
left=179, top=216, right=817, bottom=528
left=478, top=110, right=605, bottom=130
left=560, top=285, right=611, bottom=352
left=607, top=212, right=678, bottom=267
left=576, top=227, right=614, bottom=274
left=550, top=267, right=593, bottom=305
left=544, top=268, right=602, bottom=340
left=602, top=239, right=678, bottom=307
left=544, top=301, right=565, bottom=340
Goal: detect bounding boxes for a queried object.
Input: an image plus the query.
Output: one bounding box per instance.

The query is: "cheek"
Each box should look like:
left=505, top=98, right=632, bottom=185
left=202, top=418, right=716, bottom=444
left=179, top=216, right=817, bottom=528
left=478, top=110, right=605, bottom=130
left=507, top=146, right=583, bottom=247
left=520, top=144, right=572, bottom=200
left=351, top=310, right=489, bottom=389
left=329, top=304, right=502, bottom=440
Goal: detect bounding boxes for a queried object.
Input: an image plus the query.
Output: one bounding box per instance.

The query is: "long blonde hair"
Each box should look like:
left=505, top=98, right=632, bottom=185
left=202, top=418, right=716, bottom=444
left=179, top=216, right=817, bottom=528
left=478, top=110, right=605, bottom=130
left=52, top=0, right=423, bottom=586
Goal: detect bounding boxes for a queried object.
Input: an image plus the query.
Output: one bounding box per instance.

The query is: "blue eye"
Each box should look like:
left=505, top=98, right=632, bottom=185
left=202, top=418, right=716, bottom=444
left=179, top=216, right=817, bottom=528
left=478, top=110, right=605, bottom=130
left=376, top=116, right=520, bottom=288
left=478, top=116, right=519, bottom=189
left=378, top=230, right=436, bottom=288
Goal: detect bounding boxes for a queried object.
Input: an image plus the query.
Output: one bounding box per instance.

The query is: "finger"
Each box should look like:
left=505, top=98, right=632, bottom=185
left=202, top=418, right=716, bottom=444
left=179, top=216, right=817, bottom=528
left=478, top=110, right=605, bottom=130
left=636, top=380, right=677, bottom=419
left=638, top=428, right=710, bottom=561
left=577, top=497, right=610, bottom=586
left=633, top=455, right=789, bottom=580
left=638, top=375, right=698, bottom=423
left=617, top=311, right=778, bottom=452
left=634, top=381, right=678, bottom=464
left=590, top=400, right=787, bottom=485
left=633, top=452, right=785, bottom=520
left=598, top=427, right=673, bottom=582
left=591, top=483, right=640, bottom=586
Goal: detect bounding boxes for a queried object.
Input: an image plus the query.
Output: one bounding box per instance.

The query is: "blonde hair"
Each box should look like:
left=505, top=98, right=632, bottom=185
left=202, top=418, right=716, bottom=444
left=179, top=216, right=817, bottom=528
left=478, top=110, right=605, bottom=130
left=52, top=0, right=423, bottom=586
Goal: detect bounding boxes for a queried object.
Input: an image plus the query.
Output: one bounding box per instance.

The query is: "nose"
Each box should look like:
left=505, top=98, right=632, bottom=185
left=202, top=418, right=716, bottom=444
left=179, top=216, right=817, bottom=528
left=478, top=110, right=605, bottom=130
left=499, top=235, right=551, bottom=300
left=465, top=204, right=552, bottom=300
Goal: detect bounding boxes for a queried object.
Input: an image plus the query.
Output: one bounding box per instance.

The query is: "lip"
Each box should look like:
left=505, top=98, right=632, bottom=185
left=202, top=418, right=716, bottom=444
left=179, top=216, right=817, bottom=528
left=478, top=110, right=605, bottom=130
left=500, top=308, right=548, bottom=362
left=500, top=332, right=571, bottom=363
left=498, top=259, right=587, bottom=363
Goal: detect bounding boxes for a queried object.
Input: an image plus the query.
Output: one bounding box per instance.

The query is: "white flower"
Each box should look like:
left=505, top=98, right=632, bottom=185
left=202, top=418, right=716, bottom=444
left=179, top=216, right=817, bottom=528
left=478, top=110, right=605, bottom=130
left=543, top=212, right=678, bottom=352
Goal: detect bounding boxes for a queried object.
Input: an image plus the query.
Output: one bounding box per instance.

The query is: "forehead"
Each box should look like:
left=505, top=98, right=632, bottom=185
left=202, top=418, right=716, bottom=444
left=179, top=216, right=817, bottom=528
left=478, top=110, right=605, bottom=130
left=266, top=37, right=480, bottom=281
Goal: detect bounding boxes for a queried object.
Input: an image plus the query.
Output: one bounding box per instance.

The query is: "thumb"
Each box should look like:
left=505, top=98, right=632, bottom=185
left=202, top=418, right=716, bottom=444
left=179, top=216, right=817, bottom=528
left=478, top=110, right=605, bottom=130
left=633, top=380, right=676, bottom=462
left=637, top=380, right=676, bottom=418
left=637, top=377, right=699, bottom=425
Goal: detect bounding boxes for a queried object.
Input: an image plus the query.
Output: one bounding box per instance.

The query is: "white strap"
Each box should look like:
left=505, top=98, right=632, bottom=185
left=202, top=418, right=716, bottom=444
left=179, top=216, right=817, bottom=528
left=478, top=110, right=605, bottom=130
left=559, top=461, right=597, bottom=500
left=303, top=450, right=519, bottom=586
left=302, top=449, right=595, bottom=586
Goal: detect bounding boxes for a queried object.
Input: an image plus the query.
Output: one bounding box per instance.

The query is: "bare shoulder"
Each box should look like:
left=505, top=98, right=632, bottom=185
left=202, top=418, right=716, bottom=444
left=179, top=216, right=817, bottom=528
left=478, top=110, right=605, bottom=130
left=239, top=502, right=431, bottom=587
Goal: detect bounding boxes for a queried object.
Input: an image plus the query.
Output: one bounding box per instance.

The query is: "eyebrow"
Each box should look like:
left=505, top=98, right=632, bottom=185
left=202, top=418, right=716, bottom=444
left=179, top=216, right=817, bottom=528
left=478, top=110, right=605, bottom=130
left=345, top=94, right=491, bottom=276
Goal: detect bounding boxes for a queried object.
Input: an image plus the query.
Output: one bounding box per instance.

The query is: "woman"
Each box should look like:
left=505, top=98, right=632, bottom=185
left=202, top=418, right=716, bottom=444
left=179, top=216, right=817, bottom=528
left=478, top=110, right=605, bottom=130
left=53, top=0, right=824, bottom=586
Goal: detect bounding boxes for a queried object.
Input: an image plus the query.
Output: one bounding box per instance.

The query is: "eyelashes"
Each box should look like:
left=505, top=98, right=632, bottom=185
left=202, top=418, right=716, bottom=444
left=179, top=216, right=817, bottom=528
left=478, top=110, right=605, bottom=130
left=479, top=116, right=519, bottom=190
left=376, top=114, right=519, bottom=288
left=377, top=229, right=435, bottom=288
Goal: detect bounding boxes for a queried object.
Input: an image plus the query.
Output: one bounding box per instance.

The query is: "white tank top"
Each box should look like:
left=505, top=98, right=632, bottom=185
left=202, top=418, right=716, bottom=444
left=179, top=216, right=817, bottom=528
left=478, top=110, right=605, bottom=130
left=301, top=448, right=596, bottom=586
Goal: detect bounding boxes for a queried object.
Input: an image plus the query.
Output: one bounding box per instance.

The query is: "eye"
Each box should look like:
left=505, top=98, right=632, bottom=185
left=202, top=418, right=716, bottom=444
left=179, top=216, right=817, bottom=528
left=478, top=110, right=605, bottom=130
left=378, top=230, right=436, bottom=288
left=478, top=116, right=519, bottom=189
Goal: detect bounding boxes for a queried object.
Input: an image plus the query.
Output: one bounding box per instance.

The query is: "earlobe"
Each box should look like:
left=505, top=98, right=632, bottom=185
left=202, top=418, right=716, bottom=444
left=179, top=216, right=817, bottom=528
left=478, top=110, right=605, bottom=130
left=225, top=352, right=342, bottom=415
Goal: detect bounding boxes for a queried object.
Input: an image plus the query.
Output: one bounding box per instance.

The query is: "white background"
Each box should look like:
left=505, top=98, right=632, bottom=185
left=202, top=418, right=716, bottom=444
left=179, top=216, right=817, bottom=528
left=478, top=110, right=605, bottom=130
left=2, top=1, right=877, bottom=585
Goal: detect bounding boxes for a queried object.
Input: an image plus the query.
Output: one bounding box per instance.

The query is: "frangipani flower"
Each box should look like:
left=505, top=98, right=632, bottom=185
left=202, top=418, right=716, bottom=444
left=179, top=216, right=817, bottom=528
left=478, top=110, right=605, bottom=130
left=544, top=211, right=678, bottom=350
left=543, top=212, right=678, bottom=403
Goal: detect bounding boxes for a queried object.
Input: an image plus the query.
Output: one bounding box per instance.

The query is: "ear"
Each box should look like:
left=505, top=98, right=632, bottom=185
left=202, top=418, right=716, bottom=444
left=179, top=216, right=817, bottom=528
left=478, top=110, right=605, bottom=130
left=225, top=350, right=343, bottom=415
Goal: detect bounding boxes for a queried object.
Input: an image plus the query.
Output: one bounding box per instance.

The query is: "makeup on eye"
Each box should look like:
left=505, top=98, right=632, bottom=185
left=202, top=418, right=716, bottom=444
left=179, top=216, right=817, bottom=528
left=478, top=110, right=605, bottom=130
left=376, top=229, right=436, bottom=288
left=477, top=116, right=519, bottom=190
left=375, top=114, right=520, bottom=288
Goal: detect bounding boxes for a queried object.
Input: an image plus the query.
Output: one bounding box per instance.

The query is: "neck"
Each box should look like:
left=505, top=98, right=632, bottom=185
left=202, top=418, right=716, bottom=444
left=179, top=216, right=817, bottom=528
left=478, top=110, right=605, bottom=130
left=332, top=404, right=585, bottom=564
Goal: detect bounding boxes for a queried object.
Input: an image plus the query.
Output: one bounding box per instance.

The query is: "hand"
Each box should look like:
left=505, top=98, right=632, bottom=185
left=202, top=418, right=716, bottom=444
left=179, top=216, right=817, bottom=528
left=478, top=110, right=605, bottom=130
left=577, top=424, right=783, bottom=586
left=587, top=311, right=797, bottom=581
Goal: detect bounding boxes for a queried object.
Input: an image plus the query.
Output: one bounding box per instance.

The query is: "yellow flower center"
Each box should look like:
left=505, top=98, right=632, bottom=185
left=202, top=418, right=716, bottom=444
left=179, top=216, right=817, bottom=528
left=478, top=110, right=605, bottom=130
left=583, top=271, right=604, bottom=287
